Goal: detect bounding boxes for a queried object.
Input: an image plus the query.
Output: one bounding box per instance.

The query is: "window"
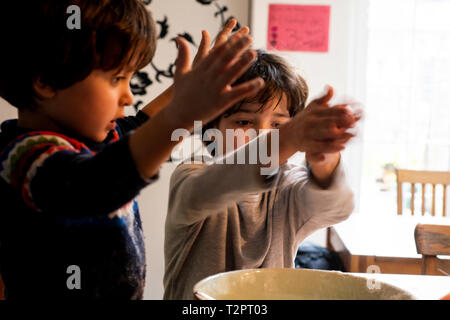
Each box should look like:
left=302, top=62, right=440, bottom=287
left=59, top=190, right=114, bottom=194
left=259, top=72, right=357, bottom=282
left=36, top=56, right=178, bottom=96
left=359, top=0, right=450, bottom=217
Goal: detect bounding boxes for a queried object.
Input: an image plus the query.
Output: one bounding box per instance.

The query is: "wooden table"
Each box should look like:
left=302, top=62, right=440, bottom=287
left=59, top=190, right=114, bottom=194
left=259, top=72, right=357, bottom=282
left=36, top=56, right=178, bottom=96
left=327, top=213, right=450, bottom=275
left=351, top=272, right=450, bottom=300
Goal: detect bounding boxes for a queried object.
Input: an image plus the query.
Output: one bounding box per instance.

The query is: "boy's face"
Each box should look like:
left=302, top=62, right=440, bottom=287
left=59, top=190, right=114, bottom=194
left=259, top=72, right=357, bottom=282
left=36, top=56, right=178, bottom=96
left=41, top=68, right=134, bottom=142
left=215, top=93, right=291, bottom=152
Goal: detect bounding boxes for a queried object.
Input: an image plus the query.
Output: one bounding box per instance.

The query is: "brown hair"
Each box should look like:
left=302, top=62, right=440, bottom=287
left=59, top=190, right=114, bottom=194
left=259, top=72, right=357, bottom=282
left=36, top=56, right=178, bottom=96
left=202, top=50, right=309, bottom=139
left=0, top=0, right=157, bottom=109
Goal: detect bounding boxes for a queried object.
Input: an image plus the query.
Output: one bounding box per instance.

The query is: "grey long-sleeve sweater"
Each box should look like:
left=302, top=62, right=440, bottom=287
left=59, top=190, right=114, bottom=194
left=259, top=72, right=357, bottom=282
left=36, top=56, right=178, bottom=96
left=163, top=144, right=354, bottom=300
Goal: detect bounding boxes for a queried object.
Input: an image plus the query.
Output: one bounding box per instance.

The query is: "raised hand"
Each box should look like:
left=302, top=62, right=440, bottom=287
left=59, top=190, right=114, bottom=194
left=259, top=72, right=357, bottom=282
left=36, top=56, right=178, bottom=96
left=289, top=86, right=361, bottom=158
left=166, top=32, right=264, bottom=130
left=141, top=19, right=251, bottom=118
left=278, top=86, right=361, bottom=185
left=193, top=18, right=249, bottom=67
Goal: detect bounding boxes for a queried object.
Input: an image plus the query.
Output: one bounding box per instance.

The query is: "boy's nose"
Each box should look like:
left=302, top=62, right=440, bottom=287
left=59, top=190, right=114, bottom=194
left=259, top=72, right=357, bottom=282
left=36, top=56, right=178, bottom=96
left=259, top=122, right=272, bottom=130
left=120, top=85, right=134, bottom=107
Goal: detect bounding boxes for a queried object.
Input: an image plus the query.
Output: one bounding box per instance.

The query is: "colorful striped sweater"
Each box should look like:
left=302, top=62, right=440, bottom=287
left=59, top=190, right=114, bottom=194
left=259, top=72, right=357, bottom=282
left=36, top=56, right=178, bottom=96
left=0, top=111, right=157, bottom=299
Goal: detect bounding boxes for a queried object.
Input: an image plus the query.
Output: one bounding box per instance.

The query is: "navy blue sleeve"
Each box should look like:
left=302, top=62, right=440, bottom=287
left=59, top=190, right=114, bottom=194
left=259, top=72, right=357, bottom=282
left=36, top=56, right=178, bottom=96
left=30, top=134, right=157, bottom=218
left=115, top=111, right=149, bottom=137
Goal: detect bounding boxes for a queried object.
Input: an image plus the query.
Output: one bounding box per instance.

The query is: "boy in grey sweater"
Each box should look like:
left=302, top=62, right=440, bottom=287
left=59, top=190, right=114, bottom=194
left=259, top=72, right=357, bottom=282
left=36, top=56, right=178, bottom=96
left=164, top=51, right=361, bottom=300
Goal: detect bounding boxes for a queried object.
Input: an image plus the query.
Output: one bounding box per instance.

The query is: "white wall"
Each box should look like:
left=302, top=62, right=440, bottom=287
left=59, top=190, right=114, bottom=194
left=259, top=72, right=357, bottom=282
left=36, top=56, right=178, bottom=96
left=250, top=0, right=355, bottom=97
left=0, top=98, right=18, bottom=122
left=250, top=0, right=365, bottom=245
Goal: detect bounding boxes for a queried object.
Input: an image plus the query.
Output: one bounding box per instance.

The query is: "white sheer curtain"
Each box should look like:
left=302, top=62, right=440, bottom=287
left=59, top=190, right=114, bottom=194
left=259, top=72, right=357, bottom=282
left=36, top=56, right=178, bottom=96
left=359, top=0, right=450, bottom=216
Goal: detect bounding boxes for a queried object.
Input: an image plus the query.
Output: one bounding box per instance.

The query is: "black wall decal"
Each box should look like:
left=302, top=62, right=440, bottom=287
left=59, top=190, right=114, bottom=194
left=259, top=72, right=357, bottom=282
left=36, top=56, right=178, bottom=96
left=170, top=32, right=197, bottom=47
left=131, top=71, right=153, bottom=96
left=132, top=0, right=242, bottom=113
left=196, top=0, right=215, bottom=5
left=156, top=16, right=169, bottom=39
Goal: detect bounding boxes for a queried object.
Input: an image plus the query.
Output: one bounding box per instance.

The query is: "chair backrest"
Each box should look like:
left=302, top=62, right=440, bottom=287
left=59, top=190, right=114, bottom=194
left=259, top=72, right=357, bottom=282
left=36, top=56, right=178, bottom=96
left=414, top=224, right=450, bottom=275
left=396, top=169, right=450, bottom=216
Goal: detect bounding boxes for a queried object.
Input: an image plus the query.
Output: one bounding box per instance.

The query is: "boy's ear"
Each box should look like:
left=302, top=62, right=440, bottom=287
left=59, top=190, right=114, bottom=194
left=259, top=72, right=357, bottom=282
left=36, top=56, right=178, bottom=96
left=32, top=77, right=57, bottom=99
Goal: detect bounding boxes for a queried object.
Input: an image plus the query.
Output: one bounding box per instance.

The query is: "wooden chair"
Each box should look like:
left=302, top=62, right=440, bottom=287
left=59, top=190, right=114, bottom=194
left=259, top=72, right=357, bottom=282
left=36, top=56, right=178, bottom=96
left=414, top=224, right=450, bottom=275
left=396, top=169, right=450, bottom=216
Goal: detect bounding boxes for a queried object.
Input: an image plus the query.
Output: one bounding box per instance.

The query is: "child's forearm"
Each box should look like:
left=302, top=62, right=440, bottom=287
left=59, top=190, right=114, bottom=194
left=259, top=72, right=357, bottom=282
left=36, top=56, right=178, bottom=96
left=277, top=121, right=301, bottom=166
left=129, top=102, right=191, bottom=179
left=273, top=86, right=361, bottom=186
left=308, top=153, right=341, bottom=188
left=140, top=85, right=174, bottom=118
left=277, top=120, right=341, bottom=188
left=129, top=30, right=264, bottom=180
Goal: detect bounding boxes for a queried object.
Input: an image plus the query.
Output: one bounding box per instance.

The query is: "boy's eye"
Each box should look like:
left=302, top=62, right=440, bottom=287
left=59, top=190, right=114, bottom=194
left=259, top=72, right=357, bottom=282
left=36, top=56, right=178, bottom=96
left=112, top=76, right=126, bottom=84
left=272, top=122, right=281, bottom=128
left=236, top=120, right=252, bottom=126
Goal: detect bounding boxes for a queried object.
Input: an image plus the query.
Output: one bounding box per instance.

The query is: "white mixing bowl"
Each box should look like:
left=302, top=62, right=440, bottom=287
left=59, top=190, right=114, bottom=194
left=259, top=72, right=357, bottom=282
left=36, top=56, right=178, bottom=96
left=193, top=268, right=415, bottom=300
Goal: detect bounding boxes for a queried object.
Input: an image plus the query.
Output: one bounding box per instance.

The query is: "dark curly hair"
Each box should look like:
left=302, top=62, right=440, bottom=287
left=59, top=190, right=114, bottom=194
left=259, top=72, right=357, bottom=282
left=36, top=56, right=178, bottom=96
left=0, top=0, right=157, bottom=110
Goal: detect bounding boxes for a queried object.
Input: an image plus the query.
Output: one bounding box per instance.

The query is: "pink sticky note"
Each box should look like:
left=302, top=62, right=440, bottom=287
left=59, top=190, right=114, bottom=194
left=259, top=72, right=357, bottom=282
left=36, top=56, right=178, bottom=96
left=267, top=4, right=330, bottom=52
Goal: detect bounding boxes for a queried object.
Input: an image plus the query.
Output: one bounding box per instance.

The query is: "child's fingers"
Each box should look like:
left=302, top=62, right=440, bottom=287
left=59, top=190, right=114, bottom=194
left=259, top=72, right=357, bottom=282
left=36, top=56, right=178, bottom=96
left=210, top=35, right=253, bottom=75
left=174, top=37, right=191, bottom=81
left=328, top=114, right=357, bottom=130
left=216, top=49, right=257, bottom=88
left=214, top=18, right=237, bottom=47
left=312, top=133, right=355, bottom=153
left=202, top=33, right=251, bottom=73
left=314, top=106, right=360, bottom=129
left=219, top=77, right=264, bottom=109
left=308, top=85, right=334, bottom=107
left=353, top=108, right=364, bottom=121
left=196, top=32, right=240, bottom=71
left=314, top=125, right=355, bottom=141
left=192, top=30, right=211, bottom=67
left=328, top=104, right=364, bottom=126
left=314, top=105, right=349, bottom=117
left=237, top=26, right=250, bottom=36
